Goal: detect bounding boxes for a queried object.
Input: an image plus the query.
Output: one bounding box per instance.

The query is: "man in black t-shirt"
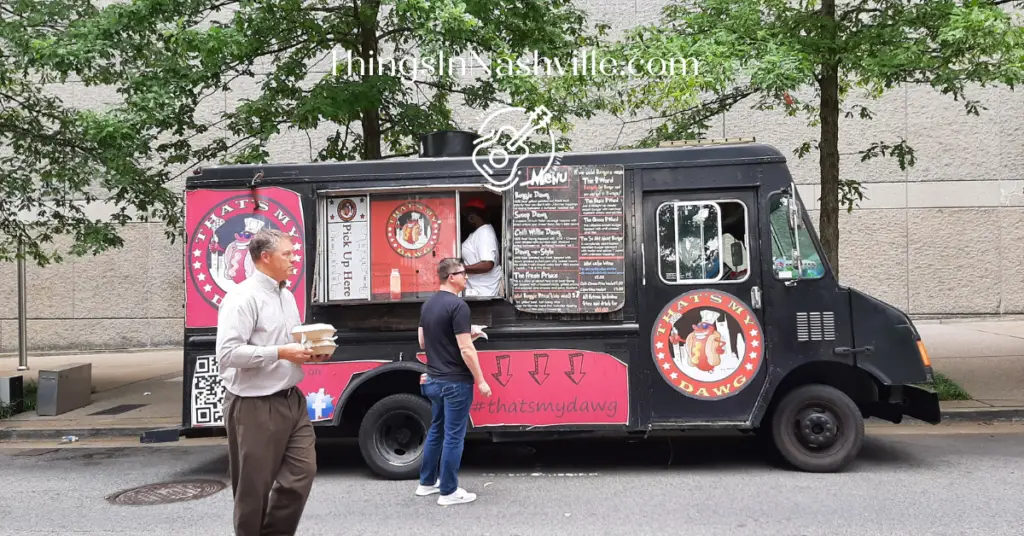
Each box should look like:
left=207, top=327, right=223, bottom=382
left=415, top=258, right=492, bottom=506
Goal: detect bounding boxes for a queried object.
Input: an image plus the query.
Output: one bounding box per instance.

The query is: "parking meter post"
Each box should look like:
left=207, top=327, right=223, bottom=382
left=17, top=238, right=29, bottom=372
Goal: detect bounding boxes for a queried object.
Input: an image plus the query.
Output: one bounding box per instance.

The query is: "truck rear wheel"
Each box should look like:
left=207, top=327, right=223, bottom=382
left=770, top=384, right=864, bottom=473
left=358, top=393, right=432, bottom=480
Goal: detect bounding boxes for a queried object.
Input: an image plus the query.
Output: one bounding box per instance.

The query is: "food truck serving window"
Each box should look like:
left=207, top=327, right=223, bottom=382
left=317, top=191, right=462, bottom=304
left=312, top=164, right=629, bottom=315
left=656, top=199, right=751, bottom=284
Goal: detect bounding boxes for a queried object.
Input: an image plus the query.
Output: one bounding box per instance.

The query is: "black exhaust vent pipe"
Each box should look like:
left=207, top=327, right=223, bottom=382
left=419, top=130, right=480, bottom=158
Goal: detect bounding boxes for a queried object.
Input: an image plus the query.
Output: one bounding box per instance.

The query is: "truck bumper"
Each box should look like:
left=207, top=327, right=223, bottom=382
left=896, top=383, right=943, bottom=425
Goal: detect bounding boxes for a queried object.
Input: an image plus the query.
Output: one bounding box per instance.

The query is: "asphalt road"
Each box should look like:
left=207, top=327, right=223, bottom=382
left=1, top=423, right=1023, bottom=536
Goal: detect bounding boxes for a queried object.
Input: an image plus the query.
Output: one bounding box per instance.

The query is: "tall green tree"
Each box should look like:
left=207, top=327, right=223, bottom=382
left=571, top=0, right=1024, bottom=277
left=6, top=0, right=605, bottom=265
left=1, top=0, right=182, bottom=266
left=37, top=0, right=603, bottom=165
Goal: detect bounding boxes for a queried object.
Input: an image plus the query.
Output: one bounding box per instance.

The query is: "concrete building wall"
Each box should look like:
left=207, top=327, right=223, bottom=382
left=2, top=0, right=1023, bottom=352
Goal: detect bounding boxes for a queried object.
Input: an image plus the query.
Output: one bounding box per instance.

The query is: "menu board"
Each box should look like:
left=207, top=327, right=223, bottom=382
left=510, top=164, right=626, bottom=313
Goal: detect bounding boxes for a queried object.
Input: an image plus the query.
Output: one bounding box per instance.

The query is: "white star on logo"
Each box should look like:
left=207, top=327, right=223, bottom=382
left=293, top=242, right=302, bottom=250
left=193, top=262, right=201, bottom=269
left=657, top=352, right=665, bottom=360
left=750, top=329, right=758, bottom=337
left=749, top=351, right=758, bottom=359
left=662, top=363, right=670, bottom=370
left=670, top=372, right=678, bottom=380
left=203, top=284, right=212, bottom=293
left=193, top=249, right=201, bottom=257
left=745, top=363, right=754, bottom=371
left=294, top=255, right=302, bottom=262
left=751, top=340, right=759, bottom=347
left=285, top=281, right=292, bottom=288
left=197, top=273, right=206, bottom=281
left=656, top=342, right=664, bottom=349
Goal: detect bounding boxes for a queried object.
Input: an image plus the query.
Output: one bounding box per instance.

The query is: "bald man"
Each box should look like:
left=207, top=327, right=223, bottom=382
left=459, top=198, right=502, bottom=297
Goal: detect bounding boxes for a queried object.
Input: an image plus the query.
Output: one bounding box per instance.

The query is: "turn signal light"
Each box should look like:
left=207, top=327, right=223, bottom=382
left=917, top=340, right=932, bottom=367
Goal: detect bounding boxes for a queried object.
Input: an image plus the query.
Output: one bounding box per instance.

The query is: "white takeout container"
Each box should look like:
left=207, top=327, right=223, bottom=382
left=291, top=323, right=337, bottom=343
left=308, top=340, right=337, bottom=356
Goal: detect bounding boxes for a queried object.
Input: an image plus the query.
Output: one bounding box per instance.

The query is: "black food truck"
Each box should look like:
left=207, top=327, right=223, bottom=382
left=178, top=134, right=940, bottom=476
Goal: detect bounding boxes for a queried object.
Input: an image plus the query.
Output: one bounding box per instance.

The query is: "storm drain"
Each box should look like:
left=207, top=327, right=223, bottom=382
left=107, top=479, right=227, bottom=505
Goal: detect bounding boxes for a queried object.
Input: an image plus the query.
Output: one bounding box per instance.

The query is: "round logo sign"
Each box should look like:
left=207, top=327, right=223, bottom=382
left=188, top=193, right=304, bottom=308
left=386, top=201, right=441, bottom=258
left=337, top=198, right=357, bottom=222
left=651, top=289, right=764, bottom=400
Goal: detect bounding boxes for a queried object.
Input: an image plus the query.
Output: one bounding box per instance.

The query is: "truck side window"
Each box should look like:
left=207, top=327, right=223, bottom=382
left=656, top=200, right=750, bottom=284
left=768, top=193, right=825, bottom=280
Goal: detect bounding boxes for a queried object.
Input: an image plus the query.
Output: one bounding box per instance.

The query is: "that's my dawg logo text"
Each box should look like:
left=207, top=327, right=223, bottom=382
left=651, top=289, right=764, bottom=400
left=386, top=201, right=441, bottom=258
left=185, top=188, right=307, bottom=327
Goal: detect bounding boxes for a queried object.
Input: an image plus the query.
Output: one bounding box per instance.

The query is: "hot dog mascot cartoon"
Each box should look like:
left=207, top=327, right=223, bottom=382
left=669, top=310, right=726, bottom=373
left=222, top=217, right=265, bottom=283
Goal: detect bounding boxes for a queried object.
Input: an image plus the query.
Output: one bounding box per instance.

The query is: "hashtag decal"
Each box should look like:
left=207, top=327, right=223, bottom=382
left=471, top=401, right=485, bottom=412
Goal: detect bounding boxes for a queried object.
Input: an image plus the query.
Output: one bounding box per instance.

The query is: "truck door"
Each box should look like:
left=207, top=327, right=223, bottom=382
left=639, top=187, right=769, bottom=425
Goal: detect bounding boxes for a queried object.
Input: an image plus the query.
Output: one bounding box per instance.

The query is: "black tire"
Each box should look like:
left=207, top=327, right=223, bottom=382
left=357, top=393, right=432, bottom=480
left=770, top=384, right=864, bottom=473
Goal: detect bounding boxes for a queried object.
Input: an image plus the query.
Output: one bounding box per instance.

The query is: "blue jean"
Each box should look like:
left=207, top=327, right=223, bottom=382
left=418, top=378, right=474, bottom=495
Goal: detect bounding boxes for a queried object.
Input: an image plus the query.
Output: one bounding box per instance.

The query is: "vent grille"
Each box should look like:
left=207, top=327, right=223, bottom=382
left=796, top=312, right=836, bottom=341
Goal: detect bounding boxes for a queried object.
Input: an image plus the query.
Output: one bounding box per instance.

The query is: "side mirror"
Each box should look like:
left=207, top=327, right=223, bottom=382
left=788, top=185, right=801, bottom=232
left=731, top=241, right=744, bottom=268
left=785, top=183, right=802, bottom=283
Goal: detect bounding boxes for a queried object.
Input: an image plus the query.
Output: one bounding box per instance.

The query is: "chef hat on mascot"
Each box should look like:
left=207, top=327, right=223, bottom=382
left=699, top=310, right=721, bottom=326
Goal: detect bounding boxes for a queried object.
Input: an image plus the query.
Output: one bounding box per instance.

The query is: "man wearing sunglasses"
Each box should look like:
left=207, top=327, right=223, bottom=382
left=415, top=257, right=493, bottom=505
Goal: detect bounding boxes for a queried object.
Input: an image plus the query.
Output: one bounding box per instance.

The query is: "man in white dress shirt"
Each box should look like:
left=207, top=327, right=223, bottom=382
left=216, top=228, right=321, bottom=536
left=459, top=198, right=503, bottom=297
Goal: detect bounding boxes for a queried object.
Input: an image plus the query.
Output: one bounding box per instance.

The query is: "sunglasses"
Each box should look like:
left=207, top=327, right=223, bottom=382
left=449, top=270, right=466, bottom=277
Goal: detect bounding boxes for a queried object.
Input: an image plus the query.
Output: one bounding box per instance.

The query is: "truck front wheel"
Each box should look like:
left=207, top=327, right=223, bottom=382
left=770, top=384, right=864, bottom=473
left=358, top=393, right=432, bottom=480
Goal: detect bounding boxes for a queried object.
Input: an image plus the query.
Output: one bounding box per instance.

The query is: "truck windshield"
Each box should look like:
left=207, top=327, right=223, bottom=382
left=768, top=193, right=825, bottom=280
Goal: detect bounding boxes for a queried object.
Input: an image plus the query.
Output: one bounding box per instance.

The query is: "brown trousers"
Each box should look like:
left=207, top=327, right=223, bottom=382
left=224, top=387, right=317, bottom=536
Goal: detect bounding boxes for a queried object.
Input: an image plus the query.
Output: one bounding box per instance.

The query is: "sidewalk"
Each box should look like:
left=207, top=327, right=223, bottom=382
left=0, top=350, right=182, bottom=440
left=916, top=320, right=1024, bottom=417
left=1, top=320, right=1022, bottom=442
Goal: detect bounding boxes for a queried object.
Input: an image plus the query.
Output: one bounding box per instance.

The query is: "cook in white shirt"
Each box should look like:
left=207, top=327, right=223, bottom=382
left=460, top=198, right=503, bottom=297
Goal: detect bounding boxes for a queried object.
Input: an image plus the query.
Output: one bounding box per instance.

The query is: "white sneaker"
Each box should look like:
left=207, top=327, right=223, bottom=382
left=415, top=480, right=440, bottom=496
left=437, top=487, right=477, bottom=506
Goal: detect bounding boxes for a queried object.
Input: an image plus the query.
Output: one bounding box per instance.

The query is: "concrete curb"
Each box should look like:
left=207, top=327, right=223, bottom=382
left=911, top=314, right=1024, bottom=325
left=939, top=407, right=1024, bottom=422
left=0, top=425, right=163, bottom=442
left=4, top=408, right=1024, bottom=442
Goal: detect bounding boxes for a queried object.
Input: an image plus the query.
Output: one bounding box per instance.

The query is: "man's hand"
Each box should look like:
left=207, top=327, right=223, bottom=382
left=477, top=380, right=492, bottom=398
left=308, top=352, right=333, bottom=363
left=279, top=343, right=313, bottom=364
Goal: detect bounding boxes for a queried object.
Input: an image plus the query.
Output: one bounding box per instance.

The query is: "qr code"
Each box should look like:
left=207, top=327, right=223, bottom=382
left=191, top=355, right=225, bottom=427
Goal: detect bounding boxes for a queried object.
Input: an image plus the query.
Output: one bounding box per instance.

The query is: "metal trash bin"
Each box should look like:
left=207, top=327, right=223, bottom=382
left=36, top=363, right=92, bottom=416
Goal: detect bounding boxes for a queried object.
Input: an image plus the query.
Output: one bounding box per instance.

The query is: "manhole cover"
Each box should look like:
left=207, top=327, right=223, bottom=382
left=107, top=479, right=227, bottom=505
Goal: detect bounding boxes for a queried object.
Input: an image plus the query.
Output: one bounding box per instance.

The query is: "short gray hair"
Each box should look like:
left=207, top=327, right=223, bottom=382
left=437, top=257, right=464, bottom=282
left=248, top=228, right=291, bottom=262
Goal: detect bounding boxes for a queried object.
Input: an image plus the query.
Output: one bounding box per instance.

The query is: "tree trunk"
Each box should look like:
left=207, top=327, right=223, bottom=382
left=817, top=0, right=841, bottom=278
left=361, top=109, right=382, bottom=160
left=358, top=0, right=382, bottom=160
